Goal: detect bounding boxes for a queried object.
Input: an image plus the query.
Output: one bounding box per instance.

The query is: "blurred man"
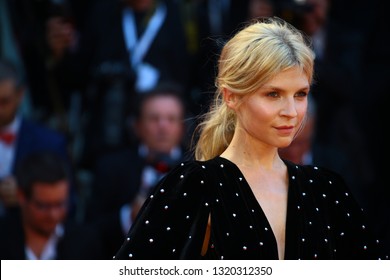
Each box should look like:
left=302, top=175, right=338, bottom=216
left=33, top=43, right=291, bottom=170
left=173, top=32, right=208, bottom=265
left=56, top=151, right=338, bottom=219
left=0, top=59, right=72, bottom=216
left=0, top=152, right=103, bottom=259
left=85, top=82, right=189, bottom=258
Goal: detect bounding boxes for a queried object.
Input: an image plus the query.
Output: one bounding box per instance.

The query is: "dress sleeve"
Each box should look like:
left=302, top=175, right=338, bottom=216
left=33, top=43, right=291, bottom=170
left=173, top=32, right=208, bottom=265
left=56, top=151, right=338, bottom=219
left=323, top=169, right=385, bottom=259
left=114, top=161, right=211, bottom=260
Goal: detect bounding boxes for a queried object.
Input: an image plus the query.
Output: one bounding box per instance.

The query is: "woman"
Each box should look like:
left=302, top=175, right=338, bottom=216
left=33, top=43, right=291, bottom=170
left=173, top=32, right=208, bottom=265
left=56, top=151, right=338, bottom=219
left=114, top=17, right=385, bottom=260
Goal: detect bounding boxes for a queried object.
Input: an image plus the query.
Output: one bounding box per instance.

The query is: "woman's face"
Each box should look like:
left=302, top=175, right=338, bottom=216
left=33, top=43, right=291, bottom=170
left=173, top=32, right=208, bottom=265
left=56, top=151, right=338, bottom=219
left=232, top=67, right=310, bottom=149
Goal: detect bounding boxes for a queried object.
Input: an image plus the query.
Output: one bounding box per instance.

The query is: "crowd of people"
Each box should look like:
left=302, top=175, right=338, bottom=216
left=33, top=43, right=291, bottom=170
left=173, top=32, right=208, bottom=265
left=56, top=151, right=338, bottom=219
left=0, top=0, right=389, bottom=259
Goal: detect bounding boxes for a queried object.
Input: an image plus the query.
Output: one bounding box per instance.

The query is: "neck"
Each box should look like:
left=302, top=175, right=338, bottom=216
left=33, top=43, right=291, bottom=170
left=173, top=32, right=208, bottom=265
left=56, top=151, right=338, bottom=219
left=220, top=131, right=283, bottom=171
left=24, top=225, right=52, bottom=259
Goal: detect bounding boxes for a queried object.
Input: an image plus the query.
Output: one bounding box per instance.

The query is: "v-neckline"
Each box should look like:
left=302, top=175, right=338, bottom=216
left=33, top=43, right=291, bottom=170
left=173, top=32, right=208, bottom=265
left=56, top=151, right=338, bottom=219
left=216, top=156, right=295, bottom=260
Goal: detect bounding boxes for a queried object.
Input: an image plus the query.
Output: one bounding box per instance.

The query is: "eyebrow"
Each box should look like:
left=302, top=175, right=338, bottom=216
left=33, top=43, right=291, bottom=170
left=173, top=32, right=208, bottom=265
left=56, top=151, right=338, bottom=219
left=263, top=85, right=310, bottom=92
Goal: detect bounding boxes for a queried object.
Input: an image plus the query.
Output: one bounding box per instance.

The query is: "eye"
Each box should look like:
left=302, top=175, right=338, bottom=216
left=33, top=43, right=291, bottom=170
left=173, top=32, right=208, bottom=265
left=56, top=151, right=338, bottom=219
left=295, top=91, right=308, bottom=98
left=266, top=91, right=279, bottom=98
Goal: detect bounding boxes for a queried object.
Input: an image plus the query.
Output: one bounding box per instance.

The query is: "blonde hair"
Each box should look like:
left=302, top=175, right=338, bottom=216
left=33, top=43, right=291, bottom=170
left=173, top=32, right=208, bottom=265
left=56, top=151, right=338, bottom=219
left=194, top=17, right=315, bottom=161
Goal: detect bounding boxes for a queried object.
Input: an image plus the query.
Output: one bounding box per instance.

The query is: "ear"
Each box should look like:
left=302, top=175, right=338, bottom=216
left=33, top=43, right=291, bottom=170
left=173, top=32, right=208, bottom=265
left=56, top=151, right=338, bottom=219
left=222, top=88, right=238, bottom=110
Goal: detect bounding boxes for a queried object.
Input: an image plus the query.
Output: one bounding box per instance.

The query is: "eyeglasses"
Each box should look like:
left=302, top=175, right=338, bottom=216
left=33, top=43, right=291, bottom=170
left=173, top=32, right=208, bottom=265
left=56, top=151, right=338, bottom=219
left=30, top=199, right=68, bottom=212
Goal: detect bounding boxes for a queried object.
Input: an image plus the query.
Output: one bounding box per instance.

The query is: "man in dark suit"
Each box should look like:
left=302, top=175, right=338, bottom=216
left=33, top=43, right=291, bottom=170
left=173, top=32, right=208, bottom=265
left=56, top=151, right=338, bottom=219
left=0, top=152, right=103, bottom=260
left=0, top=59, right=72, bottom=217
left=85, top=82, right=190, bottom=258
left=74, top=0, right=191, bottom=166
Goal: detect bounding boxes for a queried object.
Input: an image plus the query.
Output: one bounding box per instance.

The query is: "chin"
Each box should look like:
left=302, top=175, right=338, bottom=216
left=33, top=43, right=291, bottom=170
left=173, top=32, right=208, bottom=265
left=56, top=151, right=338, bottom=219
left=278, top=140, right=294, bottom=149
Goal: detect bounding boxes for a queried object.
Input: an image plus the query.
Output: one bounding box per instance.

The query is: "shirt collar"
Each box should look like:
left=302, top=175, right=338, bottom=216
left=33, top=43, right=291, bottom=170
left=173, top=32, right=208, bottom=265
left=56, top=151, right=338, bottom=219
left=25, top=223, right=65, bottom=260
left=1, top=115, right=21, bottom=135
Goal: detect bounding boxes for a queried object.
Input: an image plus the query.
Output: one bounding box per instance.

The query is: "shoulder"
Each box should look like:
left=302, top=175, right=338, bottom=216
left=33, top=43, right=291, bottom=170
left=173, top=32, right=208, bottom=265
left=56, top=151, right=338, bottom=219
left=163, top=157, right=225, bottom=183
left=286, top=160, right=347, bottom=188
left=137, top=159, right=215, bottom=208
left=286, top=160, right=357, bottom=205
left=157, top=159, right=210, bottom=188
left=17, top=119, right=68, bottom=161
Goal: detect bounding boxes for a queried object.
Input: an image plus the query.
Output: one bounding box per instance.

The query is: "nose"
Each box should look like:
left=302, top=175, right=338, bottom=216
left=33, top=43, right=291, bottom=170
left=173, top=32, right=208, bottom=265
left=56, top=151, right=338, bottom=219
left=157, top=116, right=170, bottom=127
left=280, top=97, right=298, bottom=118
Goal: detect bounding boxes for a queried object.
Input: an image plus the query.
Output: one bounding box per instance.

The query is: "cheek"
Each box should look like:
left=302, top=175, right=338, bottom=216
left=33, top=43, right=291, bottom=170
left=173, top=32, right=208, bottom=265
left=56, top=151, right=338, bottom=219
left=25, top=207, right=44, bottom=223
left=249, top=103, right=275, bottom=123
left=296, top=101, right=308, bottom=119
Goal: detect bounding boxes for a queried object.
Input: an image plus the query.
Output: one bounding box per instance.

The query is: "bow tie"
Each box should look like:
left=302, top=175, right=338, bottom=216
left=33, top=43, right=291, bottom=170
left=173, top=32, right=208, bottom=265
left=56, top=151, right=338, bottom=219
left=0, top=132, right=16, bottom=145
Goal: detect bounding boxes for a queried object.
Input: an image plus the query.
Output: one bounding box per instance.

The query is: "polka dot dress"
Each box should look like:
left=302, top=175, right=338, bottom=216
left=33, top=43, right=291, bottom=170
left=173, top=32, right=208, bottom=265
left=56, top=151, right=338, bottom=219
left=114, top=157, right=387, bottom=260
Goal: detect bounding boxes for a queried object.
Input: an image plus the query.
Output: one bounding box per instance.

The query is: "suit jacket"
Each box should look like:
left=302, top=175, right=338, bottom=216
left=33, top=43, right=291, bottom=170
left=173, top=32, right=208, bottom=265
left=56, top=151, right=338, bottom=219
left=74, top=0, right=190, bottom=97
left=0, top=210, right=105, bottom=260
left=91, top=211, right=125, bottom=260
left=12, top=118, right=69, bottom=172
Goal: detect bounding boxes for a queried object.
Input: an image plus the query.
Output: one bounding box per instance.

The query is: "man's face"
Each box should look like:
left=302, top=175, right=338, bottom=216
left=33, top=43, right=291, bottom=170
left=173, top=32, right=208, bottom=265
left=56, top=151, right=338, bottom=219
left=136, top=95, right=184, bottom=155
left=0, top=80, right=22, bottom=128
left=19, top=180, right=69, bottom=237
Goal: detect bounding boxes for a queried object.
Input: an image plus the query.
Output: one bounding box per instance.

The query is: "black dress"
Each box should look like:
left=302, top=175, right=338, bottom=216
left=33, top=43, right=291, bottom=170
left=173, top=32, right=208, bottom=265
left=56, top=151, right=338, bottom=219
left=114, top=156, right=386, bottom=260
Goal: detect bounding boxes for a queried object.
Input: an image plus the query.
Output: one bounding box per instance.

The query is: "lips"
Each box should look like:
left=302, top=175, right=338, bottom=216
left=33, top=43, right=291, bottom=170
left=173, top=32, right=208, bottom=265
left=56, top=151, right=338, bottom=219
left=275, top=125, right=295, bottom=135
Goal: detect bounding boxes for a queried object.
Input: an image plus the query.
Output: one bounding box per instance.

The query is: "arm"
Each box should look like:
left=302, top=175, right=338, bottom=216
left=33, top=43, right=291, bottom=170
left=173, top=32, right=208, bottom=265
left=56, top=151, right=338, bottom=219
left=324, top=170, right=385, bottom=259
left=114, top=161, right=211, bottom=260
